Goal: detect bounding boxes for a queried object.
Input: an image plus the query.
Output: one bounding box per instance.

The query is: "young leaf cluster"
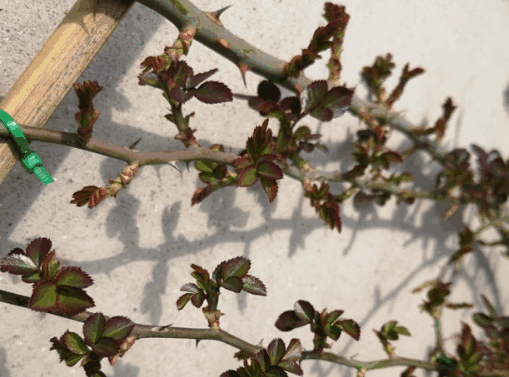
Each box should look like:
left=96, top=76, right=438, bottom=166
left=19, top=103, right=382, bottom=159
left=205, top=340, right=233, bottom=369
left=0, top=238, right=135, bottom=377
left=275, top=300, right=360, bottom=353
left=373, top=320, right=411, bottom=359
left=221, top=338, right=304, bottom=377
left=50, top=313, right=135, bottom=377
left=177, top=256, right=267, bottom=327
left=0, top=238, right=94, bottom=316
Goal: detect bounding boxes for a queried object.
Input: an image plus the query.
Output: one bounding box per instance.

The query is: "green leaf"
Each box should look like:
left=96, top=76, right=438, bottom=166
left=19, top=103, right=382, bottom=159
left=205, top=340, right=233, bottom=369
left=56, top=286, right=95, bottom=316
left=237, top=165, right=259, bottom=187
left=258, top=349, right=273, bottom=372
left=325, top=323, right=342, bottom=340
left=191, top=264, right=210, bottom=283
left=55, top=267, right=94, bottom=289
left=268, top=338, right=285, bottom=365
left=222, top=256, right=251, bottom=280
left=195, top=159, right=217, bottom=173
left=294, top=126, right=311, bottom=140
left=265, top=367, right=288, bottom=377
left=40, top=250, right=60, bottom=281
left=199, top=172, right=217, bottom=184
left=393, top=325, right=411, bottom=336
left=257, top=161, right=283, bottom=180
left=21, top=271, right=42, bottom=283
left=176, top=293, right=193, bottom=310
left=62, top=331, right=90, bottom=355
left=325, top=310, right=344, bottom=327
left=102, top=316, right=134, bottom=341
left=282, top=338, right=303, bottom=362
left=84, top=313, right=105, bottom=344
left=91, top=337, right=120, bottom=358
left=222, top=276, right=244, bottom=293
left=480, top=294, right=498, bottom=319
left=338, top=319, right=360, bottom=341
left=29, top=281, right=58, bottom=312
left=472, top=312, right=493, bottom=328
left=279, top=338, right=304, bottom=375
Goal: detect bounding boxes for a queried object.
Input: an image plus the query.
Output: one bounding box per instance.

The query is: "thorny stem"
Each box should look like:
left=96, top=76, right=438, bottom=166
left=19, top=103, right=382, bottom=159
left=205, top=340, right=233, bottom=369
left=0, top=125, right=462, bottom=209
left=0, top=289, right=483, bottom=375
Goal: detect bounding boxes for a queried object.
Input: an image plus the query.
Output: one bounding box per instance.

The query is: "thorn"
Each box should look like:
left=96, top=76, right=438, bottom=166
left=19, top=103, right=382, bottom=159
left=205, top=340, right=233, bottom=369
left=167, top=160, right=182, bottom=174
left=206, top=5, right=233, bottom=27
left=126, top=137, right=142, bottom=150
left=185, top=161, right=191, bottom=173
left=214, top=4, right=233, bottom=19
left=151, top=324, right=173, bottom=332
left=237, top=62, right=249, bottom=88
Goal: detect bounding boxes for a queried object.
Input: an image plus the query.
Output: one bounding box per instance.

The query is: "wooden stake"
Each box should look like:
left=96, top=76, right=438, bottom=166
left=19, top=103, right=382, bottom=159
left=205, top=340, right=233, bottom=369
left=0, top=0, right=135, bottom=185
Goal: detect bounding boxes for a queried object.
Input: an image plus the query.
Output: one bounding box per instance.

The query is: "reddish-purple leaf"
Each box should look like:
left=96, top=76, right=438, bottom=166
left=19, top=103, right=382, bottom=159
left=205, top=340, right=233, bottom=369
left=257, top=80, right=281, bottom=102
left=294, top=300, right=315, bottom=323
left=305, top=80, right=328, bottom=111
left=242, top=275, right=267, bottom=296
left=187, top=68, right=218, bottom=89
left=194, top=81, right=233, bottom=104
left=191, top=290, right=206, bottom=307
left=0, top=249, right=38, bottom=275
left=26, top=238, right=53, bottom=267
left=275, top=310, right=309, bottom=331
left=191, top=185, right=213, bottom=206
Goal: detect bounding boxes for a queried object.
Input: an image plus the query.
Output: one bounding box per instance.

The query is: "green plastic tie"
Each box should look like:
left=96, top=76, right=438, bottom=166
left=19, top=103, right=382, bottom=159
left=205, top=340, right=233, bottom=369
left=0, top=109, right=54, bottom=185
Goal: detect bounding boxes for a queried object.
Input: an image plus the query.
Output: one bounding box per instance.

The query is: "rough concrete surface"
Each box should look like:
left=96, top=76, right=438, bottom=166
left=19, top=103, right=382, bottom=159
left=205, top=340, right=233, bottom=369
left=1, top=0, right=509, bottom=376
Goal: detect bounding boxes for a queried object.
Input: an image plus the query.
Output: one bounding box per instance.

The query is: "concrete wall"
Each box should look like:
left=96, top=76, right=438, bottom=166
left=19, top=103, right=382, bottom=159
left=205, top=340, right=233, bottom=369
left=1, top=0, right=509, bottom=376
